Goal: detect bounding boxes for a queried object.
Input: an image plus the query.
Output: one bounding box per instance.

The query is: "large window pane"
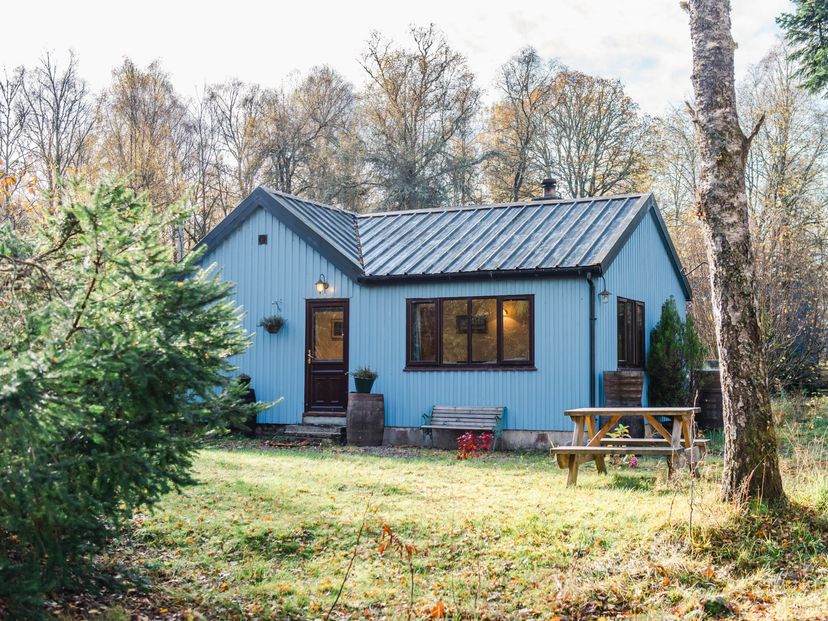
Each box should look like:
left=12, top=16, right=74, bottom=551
left=410, top=302, right=437, bottom=362
left=617, top=300, right=627, bottom=366
left=634, top=302, right=645, bottom=367
left=502, top=299, right=531, bottom=362
left=471, top=298, right=497, bottom=363
left=442, top=299, right=468, bottom=364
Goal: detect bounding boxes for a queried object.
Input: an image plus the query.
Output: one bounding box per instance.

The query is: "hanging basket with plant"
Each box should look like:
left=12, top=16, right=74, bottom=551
left=351, top=366, right=379, bottom=394
left=259, top=314, right=285, bottom=334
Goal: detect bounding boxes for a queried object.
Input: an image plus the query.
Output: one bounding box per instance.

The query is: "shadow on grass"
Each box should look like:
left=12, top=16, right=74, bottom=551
left=690, top=501, right=828, bottom=583
left=608, top=473, right=657, bottom=491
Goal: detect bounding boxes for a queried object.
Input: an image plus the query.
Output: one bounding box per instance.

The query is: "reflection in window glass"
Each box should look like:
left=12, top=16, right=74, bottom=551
left=313, top=309, right=344, bottom=361
left=502, top=299, right=530, bottom=362
left=471, top=298, right=497, bottom=362
left=410, top=302, right=437, bottom=362
left=442, top=299, right=468, bottom=363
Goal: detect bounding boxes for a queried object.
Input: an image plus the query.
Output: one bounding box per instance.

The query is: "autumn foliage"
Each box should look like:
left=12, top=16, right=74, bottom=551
left=456, top=432, right=494, bottom=459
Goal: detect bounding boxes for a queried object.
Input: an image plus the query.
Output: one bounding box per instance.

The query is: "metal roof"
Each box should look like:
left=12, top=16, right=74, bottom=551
left=357, top=195, right=649, bottom=277
left=195, top=188, right=690, bottom=298
left=261, top=188, right=362, bottom=267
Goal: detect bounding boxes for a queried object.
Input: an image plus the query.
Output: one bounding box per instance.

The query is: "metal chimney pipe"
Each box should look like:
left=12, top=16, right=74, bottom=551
left=541, top=178, right=559, bottom=199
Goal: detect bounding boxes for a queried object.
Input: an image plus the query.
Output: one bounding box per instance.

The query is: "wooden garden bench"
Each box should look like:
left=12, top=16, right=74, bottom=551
left=422, top=406, right=505, bottom=449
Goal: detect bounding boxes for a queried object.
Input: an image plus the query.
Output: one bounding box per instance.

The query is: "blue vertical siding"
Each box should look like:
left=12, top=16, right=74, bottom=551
left=202, top=207, right=355, bottom=424
left=595, top=209, right=688, bottom=406
left=202, top=205, right=686, bottom=432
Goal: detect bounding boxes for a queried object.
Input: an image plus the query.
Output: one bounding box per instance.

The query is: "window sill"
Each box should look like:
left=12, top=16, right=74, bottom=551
left=404, top=365, right=537, bottom=372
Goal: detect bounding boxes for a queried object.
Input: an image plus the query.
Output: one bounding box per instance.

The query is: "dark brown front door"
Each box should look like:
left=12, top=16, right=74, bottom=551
left=305, top=299, right=349, bottom=413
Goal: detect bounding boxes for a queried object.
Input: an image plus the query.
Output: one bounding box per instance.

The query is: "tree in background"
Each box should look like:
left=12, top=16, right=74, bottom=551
left=0, top=68, right=30, bottom=230
left=646, top=297, right=706, bottom=407
left=208, top=80, right=267, bottom=203
left=22, top=52, right=95, bottom=202
left=652, top=43, right=828, bottom=390
left=182, top=89, right=233, bottom=246
left=359, top=25, right=482, bottom=211
left=97, top=59, right=190, bottom=211
left=777, top=0, right=828, bottom=94
left=484, top=47, right=557, bottom=202
left=741, top=44, right=828, bottom=388
left=533, top=71, right=653, bottom=198
left=261, top=65, right=356, bottom=199
left=687, top=0, right=785, bottom=502
left=0, top=179, right=262, bottom=610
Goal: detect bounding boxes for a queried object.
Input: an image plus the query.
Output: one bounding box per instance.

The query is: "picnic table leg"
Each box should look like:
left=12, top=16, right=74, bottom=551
left=668, top=416, right=685, bottom=476
left=567, top=417, right=585, bottom=487
left=585, top=415, right=607, bottom=475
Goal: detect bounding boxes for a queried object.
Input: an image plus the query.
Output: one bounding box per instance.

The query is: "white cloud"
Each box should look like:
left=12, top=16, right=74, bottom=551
left=6, top=0, right=792, bottom=114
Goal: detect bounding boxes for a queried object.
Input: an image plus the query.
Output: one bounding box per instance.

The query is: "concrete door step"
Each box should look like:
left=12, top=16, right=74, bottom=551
left=284, top=424, right=345, bottom=440
left=304, top=415, right=347, bottom=426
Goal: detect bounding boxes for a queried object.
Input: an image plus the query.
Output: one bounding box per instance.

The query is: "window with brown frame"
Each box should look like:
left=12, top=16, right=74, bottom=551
left=406, top=296, right=534, bottom=369
left=617, top=297, right=645, bottom=369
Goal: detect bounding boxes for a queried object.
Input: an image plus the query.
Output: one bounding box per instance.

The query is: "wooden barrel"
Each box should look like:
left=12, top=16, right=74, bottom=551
left=347, top=393, right=385, bottom=446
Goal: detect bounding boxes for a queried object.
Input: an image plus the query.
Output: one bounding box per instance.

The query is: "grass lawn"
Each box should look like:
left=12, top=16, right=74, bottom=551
left=61, top=407, right=828, bottom=621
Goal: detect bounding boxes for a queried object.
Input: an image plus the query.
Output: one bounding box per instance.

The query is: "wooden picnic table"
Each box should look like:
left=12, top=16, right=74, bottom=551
left=554, top=407, right=702, bottom=486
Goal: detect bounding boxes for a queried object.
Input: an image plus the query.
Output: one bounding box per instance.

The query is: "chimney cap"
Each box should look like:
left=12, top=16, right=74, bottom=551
left=534, top=178, right=560, bottom=201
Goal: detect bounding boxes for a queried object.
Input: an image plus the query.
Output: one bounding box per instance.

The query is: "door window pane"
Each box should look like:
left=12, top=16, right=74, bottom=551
left=502, top=299, right=531, bottom=362
left=313, top=308, right=344, bottom=361
left=410, top=302, right=437, bottom=362
left=471, top=298, right=497, bottom=363
left=442, top=299, right=468, bottom=364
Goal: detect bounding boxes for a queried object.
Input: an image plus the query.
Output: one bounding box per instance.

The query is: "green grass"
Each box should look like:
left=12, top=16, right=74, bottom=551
left=68, top=423, right=828, bottom=621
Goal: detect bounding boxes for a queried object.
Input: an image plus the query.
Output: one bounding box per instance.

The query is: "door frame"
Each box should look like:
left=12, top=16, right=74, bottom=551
left=304, top=298, right=350, bottom=414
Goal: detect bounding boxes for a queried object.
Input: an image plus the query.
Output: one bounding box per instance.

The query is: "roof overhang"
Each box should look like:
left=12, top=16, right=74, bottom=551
left=598, top=194, right=692, bottom=301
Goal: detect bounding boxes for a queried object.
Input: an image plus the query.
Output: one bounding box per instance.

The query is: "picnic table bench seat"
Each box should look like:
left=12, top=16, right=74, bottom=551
left=550, top=442, right=708, bottom=469
left=422, top=406, right=505, bottom=448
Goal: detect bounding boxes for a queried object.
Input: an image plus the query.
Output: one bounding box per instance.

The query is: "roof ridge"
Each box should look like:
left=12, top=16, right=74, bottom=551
left=262, top=187, right=360, bottom=218
left=355, top=193, right=650, bottom=218
left=262, top=185, right=650, bottom=219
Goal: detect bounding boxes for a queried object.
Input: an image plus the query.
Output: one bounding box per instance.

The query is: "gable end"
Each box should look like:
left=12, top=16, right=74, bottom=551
left=194, top=187, right=364, bottom=281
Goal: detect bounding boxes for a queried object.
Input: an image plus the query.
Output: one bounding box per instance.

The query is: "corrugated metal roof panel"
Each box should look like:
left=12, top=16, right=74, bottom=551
left=262, top=188, right=363, bottom=267
left=257, top=189, right=655, bottom=277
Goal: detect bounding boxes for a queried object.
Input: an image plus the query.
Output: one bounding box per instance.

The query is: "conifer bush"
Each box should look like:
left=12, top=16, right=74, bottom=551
left=0, top=181, right=262, bottom=610
left=646, top=296, right=706, bottom=406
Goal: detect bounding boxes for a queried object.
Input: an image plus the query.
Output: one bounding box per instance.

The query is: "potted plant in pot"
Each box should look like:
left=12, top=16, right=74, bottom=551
left=351, top=366, right=378, bottom=394
left=259, top=314, right=285, bottom=334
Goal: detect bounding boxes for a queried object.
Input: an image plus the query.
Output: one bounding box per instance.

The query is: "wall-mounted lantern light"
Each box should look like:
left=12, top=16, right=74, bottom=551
left=315, top=274, right=329, bottom=294
left=598, top=276, right=611, bottom=304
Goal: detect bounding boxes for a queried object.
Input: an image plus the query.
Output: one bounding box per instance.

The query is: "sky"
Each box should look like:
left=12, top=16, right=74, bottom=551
left=5, top=0, right=792, bottom=115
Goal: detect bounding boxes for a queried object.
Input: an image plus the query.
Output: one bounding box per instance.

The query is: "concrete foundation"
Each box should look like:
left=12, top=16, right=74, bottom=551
left=383, top=426, right=570, bottom=450
left=258, top=423, right=570, bottom=450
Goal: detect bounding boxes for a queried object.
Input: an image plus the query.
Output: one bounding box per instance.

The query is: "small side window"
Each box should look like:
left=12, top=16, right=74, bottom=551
left=258, top=234, right=268, bottom=245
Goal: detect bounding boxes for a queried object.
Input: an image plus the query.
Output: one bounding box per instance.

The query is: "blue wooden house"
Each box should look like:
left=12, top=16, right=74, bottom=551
left=196, top=182, right=690, bottom=447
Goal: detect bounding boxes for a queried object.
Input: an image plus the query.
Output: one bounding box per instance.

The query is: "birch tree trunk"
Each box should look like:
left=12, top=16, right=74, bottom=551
left=687, top=0, right=785, bottom=503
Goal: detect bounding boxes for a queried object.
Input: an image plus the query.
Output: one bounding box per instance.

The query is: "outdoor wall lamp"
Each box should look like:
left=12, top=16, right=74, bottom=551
left=315, top=274, right=329, bottom=294
left=598, top=276, right=611, bottom=304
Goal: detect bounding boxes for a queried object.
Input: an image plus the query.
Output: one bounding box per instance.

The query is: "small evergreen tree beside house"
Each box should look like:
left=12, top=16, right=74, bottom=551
left=646, top=296, right=706, bottom=406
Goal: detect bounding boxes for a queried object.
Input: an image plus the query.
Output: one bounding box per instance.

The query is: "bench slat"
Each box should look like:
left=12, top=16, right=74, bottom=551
left=433, top=406, right=504, bottom=412
left=422, top=425, right=493, bottom=431
left=431, top=417, right=501, bottom=423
